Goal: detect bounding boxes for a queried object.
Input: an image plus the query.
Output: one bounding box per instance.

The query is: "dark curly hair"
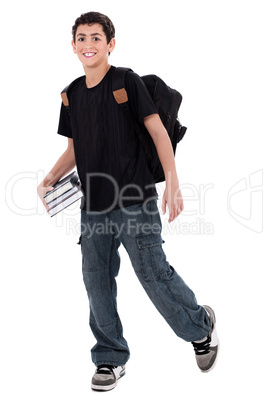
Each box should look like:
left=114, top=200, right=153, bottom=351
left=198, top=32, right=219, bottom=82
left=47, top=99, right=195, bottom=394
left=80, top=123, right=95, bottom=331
left=72, top=11, right=115, bottom=44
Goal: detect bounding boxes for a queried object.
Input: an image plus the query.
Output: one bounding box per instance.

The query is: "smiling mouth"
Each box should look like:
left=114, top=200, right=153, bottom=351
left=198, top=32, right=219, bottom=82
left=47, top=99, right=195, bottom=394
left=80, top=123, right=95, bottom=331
left=83, top=52, right=96, bottom=58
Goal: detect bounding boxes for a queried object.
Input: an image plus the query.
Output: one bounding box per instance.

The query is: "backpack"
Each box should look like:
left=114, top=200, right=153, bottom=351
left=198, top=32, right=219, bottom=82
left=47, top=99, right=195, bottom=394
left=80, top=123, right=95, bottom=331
left=112, top=67, right=187, bottom=183
left=61, top=67, right=187, bottom=183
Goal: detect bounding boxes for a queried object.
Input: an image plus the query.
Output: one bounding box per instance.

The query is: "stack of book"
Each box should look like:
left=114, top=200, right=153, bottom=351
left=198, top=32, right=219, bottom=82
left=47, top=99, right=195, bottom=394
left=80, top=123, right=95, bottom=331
left=44, top=171, right=84, bottom=217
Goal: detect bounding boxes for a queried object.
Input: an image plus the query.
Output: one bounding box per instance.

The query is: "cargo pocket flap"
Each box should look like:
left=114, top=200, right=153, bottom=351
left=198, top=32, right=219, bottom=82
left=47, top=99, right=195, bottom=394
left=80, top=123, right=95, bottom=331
left=136, top=233, right=165, bottom=250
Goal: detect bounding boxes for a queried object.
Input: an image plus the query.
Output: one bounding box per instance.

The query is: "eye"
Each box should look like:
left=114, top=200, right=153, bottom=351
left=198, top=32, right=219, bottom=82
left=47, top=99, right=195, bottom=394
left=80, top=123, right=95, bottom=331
left=78, top=37, right=85, bottom=42
left=92, top=37, right=100, bottom=41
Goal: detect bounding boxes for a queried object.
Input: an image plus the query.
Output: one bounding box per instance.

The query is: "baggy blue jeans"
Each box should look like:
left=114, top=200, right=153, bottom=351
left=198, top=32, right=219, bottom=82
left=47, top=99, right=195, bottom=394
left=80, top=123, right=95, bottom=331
left=79, top=197, right=210, bottom=367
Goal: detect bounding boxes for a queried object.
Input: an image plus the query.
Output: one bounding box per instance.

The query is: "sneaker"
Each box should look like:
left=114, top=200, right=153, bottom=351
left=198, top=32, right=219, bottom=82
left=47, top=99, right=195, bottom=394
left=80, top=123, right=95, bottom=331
left=91, top=365, right=126, bottom=392
left=192, top=305, right=219, bottom=372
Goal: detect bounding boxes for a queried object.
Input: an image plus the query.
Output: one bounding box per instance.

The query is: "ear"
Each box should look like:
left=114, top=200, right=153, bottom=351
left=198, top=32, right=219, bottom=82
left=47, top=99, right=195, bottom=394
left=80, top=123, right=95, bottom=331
left=108, top=38, right=116, bottom=54
left=71, top=40, right=77, bottom=54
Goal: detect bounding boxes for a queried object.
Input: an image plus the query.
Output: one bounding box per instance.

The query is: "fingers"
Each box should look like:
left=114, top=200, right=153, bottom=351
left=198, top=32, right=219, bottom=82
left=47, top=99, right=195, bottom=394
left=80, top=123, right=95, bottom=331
left=37, top=185, right=54, bottom=212
left=162, top=196, right=166, bottom=214
left=168, top=203, right=184, bottom=223
left=162, top=187, right=184, bottom=222
left=168, top=206, right=178, bottom=223
left=44, top=187, right=54, bottom=212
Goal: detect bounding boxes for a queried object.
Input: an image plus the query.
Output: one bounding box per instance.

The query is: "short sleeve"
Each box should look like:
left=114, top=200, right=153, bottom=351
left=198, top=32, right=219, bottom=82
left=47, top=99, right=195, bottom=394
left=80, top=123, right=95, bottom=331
left=125, top=71, right=157, bottom=122
left=57, top=102, right=72, bottom=138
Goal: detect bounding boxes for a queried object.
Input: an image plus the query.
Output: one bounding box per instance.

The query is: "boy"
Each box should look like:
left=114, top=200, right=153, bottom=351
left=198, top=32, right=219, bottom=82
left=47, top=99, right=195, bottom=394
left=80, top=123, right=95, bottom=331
left=37, top=11, right=219, bottom=392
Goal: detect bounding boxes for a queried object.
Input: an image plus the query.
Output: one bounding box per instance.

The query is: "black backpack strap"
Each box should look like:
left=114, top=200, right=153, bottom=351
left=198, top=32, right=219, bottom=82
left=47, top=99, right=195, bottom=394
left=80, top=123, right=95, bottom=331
left=60, top=76, right=84, bottom=115
left=112, top=67, right=132, bottom=109
left=61, top=85, right=70, bottom=107
left=112, top=67, right=153, bottom=161
left=61, top=85, right=70, bottom=115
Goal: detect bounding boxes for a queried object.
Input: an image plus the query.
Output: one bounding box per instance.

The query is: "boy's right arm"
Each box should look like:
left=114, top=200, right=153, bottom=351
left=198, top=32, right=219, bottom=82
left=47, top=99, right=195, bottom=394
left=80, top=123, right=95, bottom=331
left=37, top=138, right=76, bottom=211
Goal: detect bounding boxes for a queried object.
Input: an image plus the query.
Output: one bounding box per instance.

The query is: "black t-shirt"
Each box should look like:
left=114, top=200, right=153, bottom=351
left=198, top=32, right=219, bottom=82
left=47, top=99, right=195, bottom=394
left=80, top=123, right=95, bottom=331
left=57, top=65, right=158, bottom=212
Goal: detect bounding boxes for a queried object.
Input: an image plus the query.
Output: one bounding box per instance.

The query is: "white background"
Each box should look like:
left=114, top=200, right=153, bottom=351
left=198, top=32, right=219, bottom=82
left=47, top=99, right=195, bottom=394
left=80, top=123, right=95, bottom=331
left=1, top=0, right=267, bottom=400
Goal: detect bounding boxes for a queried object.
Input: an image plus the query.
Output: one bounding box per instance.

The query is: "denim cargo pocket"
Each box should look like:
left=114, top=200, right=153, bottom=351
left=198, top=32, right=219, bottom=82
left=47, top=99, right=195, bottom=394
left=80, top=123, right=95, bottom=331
left=135, top=233, right=168, bottom=282
left=136, top=233, right=164, bottom=250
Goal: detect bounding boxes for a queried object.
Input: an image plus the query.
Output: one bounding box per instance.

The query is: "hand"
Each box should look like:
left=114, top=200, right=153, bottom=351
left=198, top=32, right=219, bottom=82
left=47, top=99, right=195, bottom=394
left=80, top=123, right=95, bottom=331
left=162, top=181, right=184, bottom=223
left=37, top=184, right=54, bottom=212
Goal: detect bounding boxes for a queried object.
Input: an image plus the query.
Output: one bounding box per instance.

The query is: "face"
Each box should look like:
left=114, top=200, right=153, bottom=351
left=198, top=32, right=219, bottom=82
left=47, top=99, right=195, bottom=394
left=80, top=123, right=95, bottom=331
left=72, top=23, right=115, bottom=69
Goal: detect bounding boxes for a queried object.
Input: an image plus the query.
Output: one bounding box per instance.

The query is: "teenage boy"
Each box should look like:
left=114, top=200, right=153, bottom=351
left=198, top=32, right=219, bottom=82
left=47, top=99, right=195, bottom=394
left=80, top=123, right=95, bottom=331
left=37, top=11, right=219, bottom=392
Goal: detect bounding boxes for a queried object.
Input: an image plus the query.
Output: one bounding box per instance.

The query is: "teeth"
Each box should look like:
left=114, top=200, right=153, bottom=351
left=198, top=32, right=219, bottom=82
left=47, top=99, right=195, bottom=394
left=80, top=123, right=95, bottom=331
left=84, top=52, right=95, bottom=57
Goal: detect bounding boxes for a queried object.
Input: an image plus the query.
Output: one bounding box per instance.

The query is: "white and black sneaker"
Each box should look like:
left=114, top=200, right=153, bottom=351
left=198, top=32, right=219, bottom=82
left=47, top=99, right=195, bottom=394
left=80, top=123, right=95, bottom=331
left=192, top=305, right=219, bottom=372
left=91, top=365, right=126, bottom=392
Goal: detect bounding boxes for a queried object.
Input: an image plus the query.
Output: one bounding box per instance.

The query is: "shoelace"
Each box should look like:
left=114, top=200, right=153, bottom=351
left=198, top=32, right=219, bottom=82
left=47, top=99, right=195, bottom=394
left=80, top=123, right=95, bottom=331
left=192, top=336, right=211, bottom=355
left=96, top=365, right=116, bottom=375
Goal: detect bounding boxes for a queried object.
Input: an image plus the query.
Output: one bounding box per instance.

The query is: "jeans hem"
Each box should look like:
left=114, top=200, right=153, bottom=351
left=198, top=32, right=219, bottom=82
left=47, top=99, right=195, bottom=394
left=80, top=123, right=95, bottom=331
left=94, top=360, right=128, bottom=367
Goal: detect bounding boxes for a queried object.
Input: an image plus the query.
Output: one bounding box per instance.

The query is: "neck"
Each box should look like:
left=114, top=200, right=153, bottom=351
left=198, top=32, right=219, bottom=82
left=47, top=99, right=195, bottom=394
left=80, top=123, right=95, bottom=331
left=84, top=63, right=111, bottom=88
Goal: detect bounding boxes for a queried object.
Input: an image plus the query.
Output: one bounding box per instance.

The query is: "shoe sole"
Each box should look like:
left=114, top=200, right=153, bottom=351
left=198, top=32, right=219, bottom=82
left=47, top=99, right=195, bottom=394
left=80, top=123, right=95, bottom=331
left=91, top=370, right=125, bottom=392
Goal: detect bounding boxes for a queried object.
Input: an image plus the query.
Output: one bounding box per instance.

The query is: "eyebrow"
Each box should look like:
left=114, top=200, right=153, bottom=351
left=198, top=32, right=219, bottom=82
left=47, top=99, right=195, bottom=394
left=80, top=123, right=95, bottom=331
left=76, top=33, right=103, bottom=37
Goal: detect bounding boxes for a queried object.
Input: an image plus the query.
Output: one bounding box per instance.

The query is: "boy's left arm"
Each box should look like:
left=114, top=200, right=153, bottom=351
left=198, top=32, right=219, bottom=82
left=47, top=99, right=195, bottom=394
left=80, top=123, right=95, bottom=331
left=144, top=113, right=184, bottom=223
